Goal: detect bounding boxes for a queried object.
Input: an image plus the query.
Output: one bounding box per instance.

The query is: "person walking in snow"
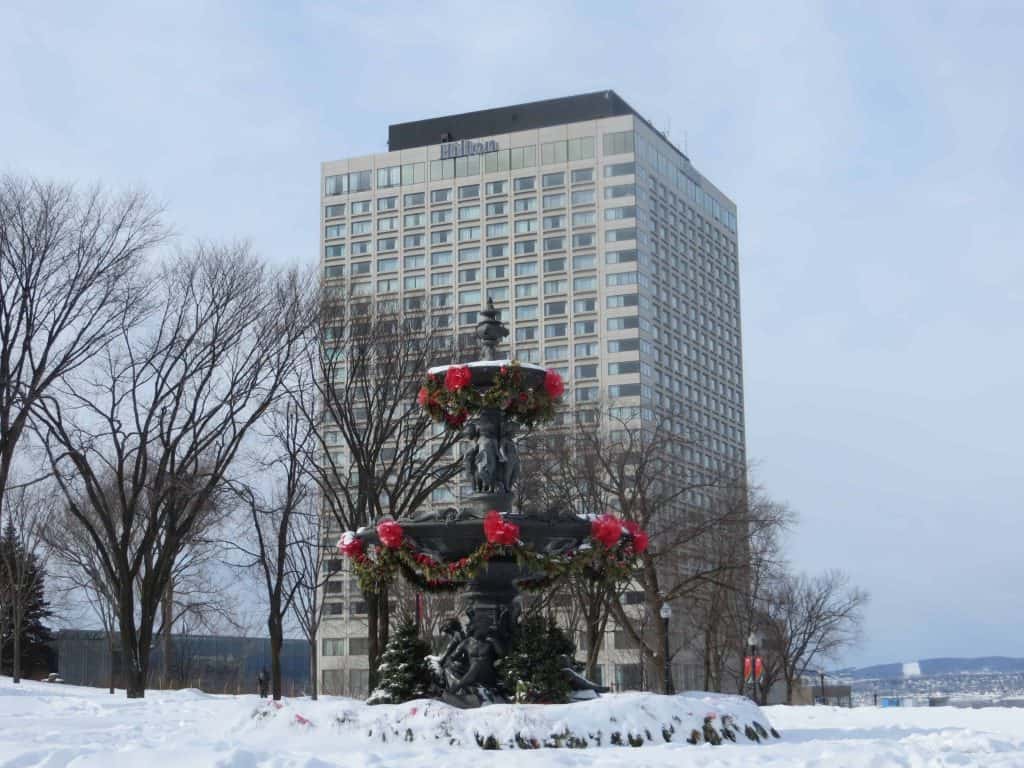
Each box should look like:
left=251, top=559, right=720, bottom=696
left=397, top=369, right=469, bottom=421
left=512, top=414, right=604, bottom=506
left=257, top=668, right=268, bottom=698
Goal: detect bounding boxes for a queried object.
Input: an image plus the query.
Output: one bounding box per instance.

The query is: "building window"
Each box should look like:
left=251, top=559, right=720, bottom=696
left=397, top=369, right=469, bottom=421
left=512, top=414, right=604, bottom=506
left=605, top=205, right=636, bottom=221
left=325, top=203, right=345, bottom=218
left=350, top=200, right=371, bottom=215
left=606, top=271, right=638, bottom=286
left=544, top=257, right=566, bottom=273
left=515, top=218, right=537, bottom=235
left=459, top=205, right=480, bottom=221
left=404, top=275, right=425, bottom=290
left=324, top=265, right=344, bottom=278
left=377, top=196, right=398, bottom=213
left=509, top=146, right=536, bottom=170
left=542, top=193, right=566, bottom=210
left=570, top=167, right=594, bottom=184
left=541, top=140, right=567, bottom=165
left=573, top=252, right=598, bottom=270
left=322, top=638, right=345, bottom=656
left=431, top=272, right=452, bottom=287
left=351, top=220, right=371, bottom=236
left=348, top=636, right=369, bottom=655
left=544, top=345, right=568, bottom=361
left=404, top=212, right=425, bottom=228
left=571, top=189, right=595, bottom=206
left=486, top=244, right=509, bottom=260
left=404, top=191, right=425, bottom=208
left=325, top=244, right=345, bottom=259
left=544, top=301, right=566, bottom=317
left=485, top=180, right=506, bottom=195
left=431, top=188, right=452, bottom=204
left=459, top=225, right=481, bottom=242
left=575, top=363, right=598, bottom=379
left=514, top=240, right=536, bottom=256
left=458, top=184, right=479, bottom=200
left=605, top=228, right=636, bottom=243
left=459, top=289, right=481, bottom=305
left=609, top=383, right=642, bottom=397
left=514, top=197, right=537, bottom=213
left=607, top=316, right=639, bottom=331
left=573, top=276, right=597, bottom=292
left=602, top=130, right=634, bottom=156
left=603, top=162, right=635, bottom=178
left=574, top=341, right=598, bottom=357
left=404, top=233, right=424, bottom=249
left=459, top=267, right=479, bottom=282
left=401, top=163, right=425, bottom=185
left=607, top=294, right=638, bottom=309
left=574, top=298, right=597, bottom=313
left=544, top=279, right=567, bottom=295
left=515, top=283, right=537, bottom=299
left=431, top=250, right=452, bottom=267
left=513, top=176, right=536, bottom=193
left=486, top=264, right=508, bottom=280
left=605, top=184, right=634, bottom=199
left=615, top=663, right=642, bottom=691
left=572, top=233, right=595, bottom=249
left=543, top=236, right=565, bottom=252
left=459, top=247, right=480, bottom=263
left=544, top=322, right=567, bottom=338
left=571, top=211, right=595, bottom=227
left=542, top=171, right=564, bottom=188
left=486, top=222, right=508, bottom=238
left=515, top=326, right=537, bottom=342
left=608, top=360, right=640, bottom=375
left=574, top=319, right=597, bottom=335
left=486, top=201, right=507, bottom=217
left=515, top=261, right=537, bottom=277
left=606, top=249, right=637, bottom=264
left=515, top=305, right=537, bottom=321
left=569, top=136, right=595, bottom=161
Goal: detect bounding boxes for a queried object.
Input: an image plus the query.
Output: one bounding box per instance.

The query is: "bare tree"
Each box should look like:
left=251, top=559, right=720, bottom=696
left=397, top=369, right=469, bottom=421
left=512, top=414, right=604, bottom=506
left=687, top=486, right=793, bottom=694
left=764, top=569, right=868, bottom=704
left=227, top=401, right=313, bottom=700
left=287, top=497, right=330, bottom=699
left=46, top=500, right=120, bottom=692
left=36, top=244, right=313, bottom=697
left=298, top=294, right=463, bottom=688
left=537, top=406, right=771, bottom=694
left=0, top=480, right=54, bottom=682
left=0, top=176, right=163, bottom=532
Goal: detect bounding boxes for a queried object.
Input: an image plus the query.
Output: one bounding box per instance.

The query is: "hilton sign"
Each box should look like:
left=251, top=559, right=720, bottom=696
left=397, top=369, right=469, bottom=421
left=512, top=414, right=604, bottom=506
left=440, top=139, right=498, bottom=160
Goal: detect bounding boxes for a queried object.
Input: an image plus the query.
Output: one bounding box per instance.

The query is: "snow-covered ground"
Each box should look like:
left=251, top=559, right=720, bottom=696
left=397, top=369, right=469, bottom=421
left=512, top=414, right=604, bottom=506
left=2, top=677, right=1024, bottom=767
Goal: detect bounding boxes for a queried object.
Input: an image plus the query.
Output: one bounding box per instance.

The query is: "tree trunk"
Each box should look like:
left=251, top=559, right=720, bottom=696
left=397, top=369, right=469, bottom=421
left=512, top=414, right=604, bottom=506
left=12, top=604, right=22, bottom=683
left=785, top=675, right=795, bottom=705
left=309, top=638, right=318, bottom=700
left=268, top=601, right=283, bottom=701
left=161, top=580, right=173, bottom=687
left=107, top=635, right=115, bottom=694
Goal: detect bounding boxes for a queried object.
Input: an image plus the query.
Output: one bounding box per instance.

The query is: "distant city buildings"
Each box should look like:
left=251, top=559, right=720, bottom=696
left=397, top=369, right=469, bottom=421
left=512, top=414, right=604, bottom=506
left=317, top=91, right=745, bottom=696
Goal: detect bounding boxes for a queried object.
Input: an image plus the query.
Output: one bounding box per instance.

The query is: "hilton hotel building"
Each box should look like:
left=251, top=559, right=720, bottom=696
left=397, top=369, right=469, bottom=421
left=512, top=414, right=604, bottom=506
left=317, top=91, right=746, bottom=696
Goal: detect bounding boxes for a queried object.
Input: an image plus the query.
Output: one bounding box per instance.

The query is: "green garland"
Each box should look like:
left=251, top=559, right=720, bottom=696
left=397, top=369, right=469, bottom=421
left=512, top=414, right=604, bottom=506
left=417, top=361, right=562, bottom=431
left=348, top=538, right=637, bottom=596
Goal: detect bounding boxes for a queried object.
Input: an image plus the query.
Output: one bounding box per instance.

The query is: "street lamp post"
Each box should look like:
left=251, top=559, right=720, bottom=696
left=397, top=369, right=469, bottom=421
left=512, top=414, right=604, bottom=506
left=747, top=631, right=760, bottom=704
left=818, top=669, right=826, bottom=705
left=659, top=602, right=674, bottom=695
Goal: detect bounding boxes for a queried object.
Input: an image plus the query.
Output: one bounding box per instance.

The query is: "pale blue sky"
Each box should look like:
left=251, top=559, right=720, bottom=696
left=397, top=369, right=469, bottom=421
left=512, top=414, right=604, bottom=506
left=2, top=1, right=1022, bottom=667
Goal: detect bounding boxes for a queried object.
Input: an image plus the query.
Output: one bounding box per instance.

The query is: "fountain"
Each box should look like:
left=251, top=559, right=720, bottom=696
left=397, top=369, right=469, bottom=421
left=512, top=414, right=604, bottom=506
left=341, top=298, right=644, bottom=707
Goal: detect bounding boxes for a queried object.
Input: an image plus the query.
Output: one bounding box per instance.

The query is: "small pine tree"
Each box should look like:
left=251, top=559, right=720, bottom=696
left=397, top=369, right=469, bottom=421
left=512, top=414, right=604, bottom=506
left=0, top=522, right=54, bottom=679
left=497, top=614, right=576, bottom=703
left=367, top=620, right=431, bottom=704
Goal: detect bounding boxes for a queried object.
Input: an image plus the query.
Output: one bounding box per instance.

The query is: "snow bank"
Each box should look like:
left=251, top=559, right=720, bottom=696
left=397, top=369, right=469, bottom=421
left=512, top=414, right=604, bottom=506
left=5, top=677, right=1024, bottom=766
left=242, top=690, right=778, bottom=750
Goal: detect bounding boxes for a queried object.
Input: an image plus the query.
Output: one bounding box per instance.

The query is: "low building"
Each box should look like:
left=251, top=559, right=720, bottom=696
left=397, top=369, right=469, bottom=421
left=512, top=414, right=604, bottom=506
left=55, top=629, right=310, bottom=695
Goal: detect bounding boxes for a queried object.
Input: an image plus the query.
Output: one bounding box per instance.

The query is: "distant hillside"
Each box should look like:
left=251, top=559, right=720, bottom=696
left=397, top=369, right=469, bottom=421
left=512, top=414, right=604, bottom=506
left=839, top=657, right=1024, bottom=681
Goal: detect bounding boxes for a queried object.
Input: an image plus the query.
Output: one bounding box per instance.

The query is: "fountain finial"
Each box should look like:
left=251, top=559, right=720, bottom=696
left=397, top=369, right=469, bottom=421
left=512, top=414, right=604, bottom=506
left=475, top=296, right=509, bottom=361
